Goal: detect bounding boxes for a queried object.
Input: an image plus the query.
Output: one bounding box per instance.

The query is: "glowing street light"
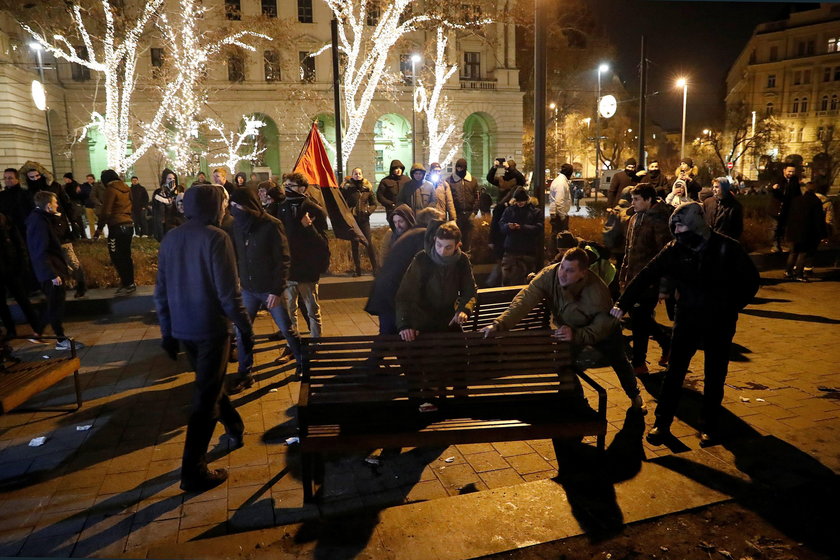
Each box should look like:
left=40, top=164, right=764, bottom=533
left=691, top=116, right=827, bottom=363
left=595, top=63, right=610, bottom=178
left=676, top=77, right=688, bottom=160
left=30, top=42, right=56, bottom=173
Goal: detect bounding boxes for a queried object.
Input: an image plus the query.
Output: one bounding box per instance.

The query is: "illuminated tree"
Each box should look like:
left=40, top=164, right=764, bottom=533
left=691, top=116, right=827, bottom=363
left=415, top=27, right=459, bottom=167
left=205, top=116, right=267, bottom=175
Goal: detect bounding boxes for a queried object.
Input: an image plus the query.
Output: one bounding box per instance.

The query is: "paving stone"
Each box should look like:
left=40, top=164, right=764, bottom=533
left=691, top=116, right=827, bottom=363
left=465, top=450, right=510, bottom=473
left=504, top=453, right=554, bottom=475
left=478, top=468, right=525, bottom=489
left=491, top=441, right=535, bottom=457
left=180, top=497, right=228, bottom=530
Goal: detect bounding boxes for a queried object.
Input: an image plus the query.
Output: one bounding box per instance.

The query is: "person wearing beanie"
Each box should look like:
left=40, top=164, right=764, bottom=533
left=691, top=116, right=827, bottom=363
left=704, top=177, right=743, bottom=240
left=95, top=169, right=136, bottom=295
left=340, top=168, right=378, bottom=277
left=397, top=162, right=437, bottom=213
left=607, top=158, right=639, bottom=207
left=674, top=158, right=701, bottom=201
left=443, top=158, right=479, bottom=252
left=154, top=184, right=254, bottom=492
left=376, top=160, right=409, bottom=218
left=499, top=187, right=544, bottom=285
left=612, top=201, right=760, bottom=447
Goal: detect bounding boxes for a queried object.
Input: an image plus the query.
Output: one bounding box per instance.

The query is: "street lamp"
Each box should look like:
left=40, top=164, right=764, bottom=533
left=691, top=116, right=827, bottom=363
left=676, top=77, right=688, bottom=161
left=410, top=53, right=421, bottom=164
left=30, top=42, right=57, bottom=173
left=549, top=102, right=558, bottom=175
left=596, top=63, right=609, bottom=180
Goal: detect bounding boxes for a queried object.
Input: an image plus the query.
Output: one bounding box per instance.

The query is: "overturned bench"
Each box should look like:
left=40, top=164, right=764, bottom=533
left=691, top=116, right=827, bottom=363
left=297, top=330, right=606, bottom=503
left=0, top=338, right=82, bottom=414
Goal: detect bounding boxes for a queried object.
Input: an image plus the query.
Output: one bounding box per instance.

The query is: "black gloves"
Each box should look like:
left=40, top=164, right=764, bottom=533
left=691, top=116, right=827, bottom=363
left=161, top=336, right=179, bottom=360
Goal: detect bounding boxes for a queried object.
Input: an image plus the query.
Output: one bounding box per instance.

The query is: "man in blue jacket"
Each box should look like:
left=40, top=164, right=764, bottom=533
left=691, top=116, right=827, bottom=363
left=154, top=184, right=255, bottom=492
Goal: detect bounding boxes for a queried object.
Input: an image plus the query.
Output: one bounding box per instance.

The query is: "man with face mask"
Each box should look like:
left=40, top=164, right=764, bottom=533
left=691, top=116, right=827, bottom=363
left=376, top=160, right=409, bottom=218
left=611, top=202, right=759, bottom=447
left=704, top=177, right=743, bottom=240
left=444, top=158, right=479, bottom=252
left=153, top=169, right=182, bottom=242
left=637, top=160, right=669, bottom=199
left=607, top=158, right=639, bottom=207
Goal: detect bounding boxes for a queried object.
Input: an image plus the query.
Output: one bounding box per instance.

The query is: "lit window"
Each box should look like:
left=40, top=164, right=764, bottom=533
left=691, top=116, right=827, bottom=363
left=225, top=0, right=241, bottom=21
left=828, top=37, right=837, bottom=53
left=261, top=0, right=277, bottom=18
left=228, top=54, right=245, bottom=82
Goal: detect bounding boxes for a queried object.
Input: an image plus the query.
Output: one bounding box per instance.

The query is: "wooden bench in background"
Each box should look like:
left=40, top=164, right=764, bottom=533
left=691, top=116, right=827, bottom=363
left=0, top=338, right=82, bottom=414
left=297, top=330, right=606, bottom=503
left=465, top=285, right=550, bottom=333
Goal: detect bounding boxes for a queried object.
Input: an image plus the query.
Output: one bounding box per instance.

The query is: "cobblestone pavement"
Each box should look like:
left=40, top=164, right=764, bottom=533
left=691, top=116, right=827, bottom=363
left=0, top=270, right=838, bottom=558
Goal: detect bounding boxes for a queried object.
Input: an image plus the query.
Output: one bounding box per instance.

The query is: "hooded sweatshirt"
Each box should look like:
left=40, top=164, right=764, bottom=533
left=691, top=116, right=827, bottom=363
left=703, top=178, right=743, bottom=240
left=275, top=188, right=330, bottom=282
left=154, top=184, right=252, bottom=341
left=376, top=160, right=410, bottom=214
left=397, top=163, right=437, bottom=212
left=96, top=169, right=133, bottom=232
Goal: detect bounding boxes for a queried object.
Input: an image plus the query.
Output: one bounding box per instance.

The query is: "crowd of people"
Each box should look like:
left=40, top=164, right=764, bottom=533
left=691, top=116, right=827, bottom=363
left=1, top=152, right=834, bottom=492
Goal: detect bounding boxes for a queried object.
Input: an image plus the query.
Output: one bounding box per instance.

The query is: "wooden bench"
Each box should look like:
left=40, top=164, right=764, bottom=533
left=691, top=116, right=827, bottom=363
left=297, top=330, right=606, bottom=503
left=0, top=338, right=82, bottom=414
left=466, top=285, right=549, bottom=333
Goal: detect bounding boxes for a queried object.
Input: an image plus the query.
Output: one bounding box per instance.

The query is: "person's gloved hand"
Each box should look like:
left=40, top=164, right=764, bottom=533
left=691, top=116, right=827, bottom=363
left=161, top=336, right=179, bottom=360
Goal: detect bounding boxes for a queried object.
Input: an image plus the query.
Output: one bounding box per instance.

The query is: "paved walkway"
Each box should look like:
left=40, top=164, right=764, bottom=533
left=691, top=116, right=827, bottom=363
left=0, top=270, right=838, bottom=558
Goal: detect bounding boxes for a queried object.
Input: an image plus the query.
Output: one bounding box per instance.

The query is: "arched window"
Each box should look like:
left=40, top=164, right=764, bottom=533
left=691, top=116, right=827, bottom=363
left=766, top=102, right=774, bottom=116
left=821, top=95, right=829, bottom=111
left=831, top=95, right=839, bottom=110
left=801, top=97, right=808, bottom=112
left=792, top=98, right=799, bottom=113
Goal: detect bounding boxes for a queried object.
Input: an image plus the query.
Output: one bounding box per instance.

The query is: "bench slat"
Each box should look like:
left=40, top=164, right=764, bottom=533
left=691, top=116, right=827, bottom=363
left=0, top=357, right=81, bottom=414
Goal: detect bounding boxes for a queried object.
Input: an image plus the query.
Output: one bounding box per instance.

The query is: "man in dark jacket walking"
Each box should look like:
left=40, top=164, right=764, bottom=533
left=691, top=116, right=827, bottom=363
left=618, top=184, right=673, bottom=374
left=0, top=213, right=40, bottom=339
left=1, top=168, right=35, bottom=241
left=785, top=181, right=827, bottom=281
left=130, top=176, right=150, bottom=237
left=445, top=158, right=479, bottom=252
left=95, top=170, right=135, bottom=295
left=770, top=163, right=802, bottom=252
left=612, top=202, right=760, bottom=447
left=376, top=160, right=409, bottom=218
left=499, top=187, right=544, bottom=285
left=341, top=168, right=378, bottom=276
left=607, top=158, right=639, bottom=207
left=227, top=188, right=302, bottom=393
left=154, top=184, right=254, bottom=492
left=276, top=173, right=330, bottom=338
left=704, top=177, right=743, bottom=240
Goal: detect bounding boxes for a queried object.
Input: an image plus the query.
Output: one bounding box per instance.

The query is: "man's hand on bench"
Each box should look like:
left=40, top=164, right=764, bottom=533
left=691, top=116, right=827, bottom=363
left=400, top=329, right=420, bottom=342
left=481, top=324, right=497, bottom=338
left=449, top=311, right=468, bottom=327
left=553, top=325, right=574, bottom=342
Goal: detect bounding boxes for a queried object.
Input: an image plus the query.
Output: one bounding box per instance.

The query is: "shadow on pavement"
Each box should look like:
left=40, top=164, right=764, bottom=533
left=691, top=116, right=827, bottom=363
left=741, top=308, right=840, bottom=324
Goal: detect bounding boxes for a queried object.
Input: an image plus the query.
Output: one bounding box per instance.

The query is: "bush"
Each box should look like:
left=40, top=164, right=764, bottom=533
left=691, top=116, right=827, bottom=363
left=74, top=237, right=159, bottom=288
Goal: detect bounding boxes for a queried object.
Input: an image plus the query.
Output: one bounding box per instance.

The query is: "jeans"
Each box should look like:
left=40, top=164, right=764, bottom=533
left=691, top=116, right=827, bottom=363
left=236, top=290, right=302, bottom=377
left=628, top=294, right=670, bottom=367
left=181, top=336, right=244, bottom=481
left=40, top=280, right=66, bottom=339
left=654, top=311, right=737, bottom=433
left=283, top=281, right=322, bottom=338
left=108, top=224, right=135, bottom=287
left=589, top=330, right=641, bottom=400
left=351, top=218, right=378, bottom=274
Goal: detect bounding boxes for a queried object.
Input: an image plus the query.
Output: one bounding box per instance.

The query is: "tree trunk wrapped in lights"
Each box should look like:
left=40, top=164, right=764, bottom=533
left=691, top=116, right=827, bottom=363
left=415, top=27, right=459, bottom=168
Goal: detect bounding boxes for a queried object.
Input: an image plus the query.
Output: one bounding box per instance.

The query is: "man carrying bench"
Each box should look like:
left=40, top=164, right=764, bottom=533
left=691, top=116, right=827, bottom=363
left=482, top=247, right=646, bottom=412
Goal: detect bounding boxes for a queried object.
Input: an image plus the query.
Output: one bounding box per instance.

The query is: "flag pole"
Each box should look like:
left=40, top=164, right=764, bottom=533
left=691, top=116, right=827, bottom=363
left=331, top=18, right=344, bottom=183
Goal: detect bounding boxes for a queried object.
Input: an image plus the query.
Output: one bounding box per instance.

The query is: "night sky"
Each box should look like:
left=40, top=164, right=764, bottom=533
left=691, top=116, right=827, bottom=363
left=586, top=0, right=822, bottom=133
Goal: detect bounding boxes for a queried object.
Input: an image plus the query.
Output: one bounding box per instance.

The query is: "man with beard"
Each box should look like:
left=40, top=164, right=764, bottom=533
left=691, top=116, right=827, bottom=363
left=638, top=160, right=670, bottom=199
left=444, top=158, right=479, bottom=252
left=95, top=170, right=136, bottom=296
left=376, top=160, right=409, bottom=218
left=341, top=168, right=378, bottom=276
left=275, top=173, right=330, bottom=339
left=226, top=188, right=302, bottom=394
left=549, top=163, right=573, bottom=238
left=0, top=168, right=34, bottom=241
left=380, top=203, right=415, bottom=262
left=770, top=163, right=802, bottom=252
left=704, top=177, right=743, bottom=240
left=611, top=202, right=759, bottom=447
left=130, top=176, right=151, bottom=237
left=154, top=184, right=253, bottom=492
left=607, top=158, right=639, bottom=207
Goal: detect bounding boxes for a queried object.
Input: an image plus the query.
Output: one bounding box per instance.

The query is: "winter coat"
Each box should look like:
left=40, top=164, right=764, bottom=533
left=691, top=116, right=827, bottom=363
left=0, top=183, right=35, bottom=239
left=381, top=204, right=416, bottom=262
left=489, top=196, right=511, bottom=260
left=152, top=168, right=182, bottom=241
left=130, top=184, right=150, bottom=217
left=340, top=178, right=377, bottom=220
left=500, top=203, right=544, bottom=255
left=492, top=265, right=618, bottom=347
left=376, top=160, right=409, bottom=215
left=25, top=208, right=68, bottom=283
left=770, top=176, right=802, bottom=221
left=229, top=188, right=291, bottom=296
left=97, top=179, right=133, bottom=231
left=154, top=184, right=252, bottom=341
left=704, top=195, right=743, bottom=240
left=607, top=170, right=638, bottom=207
left=0, top=213, right=28, bottom=282
left=275, top=190, right=330, bottom=283
left=397, top=164, right=437, bottom=212
left=618, top=200, right=673, bottom=291
left=89, top=182, right=107, bottom=214
left=364, top=224, right=426, bottom=317
left=445, top=167, right=479, bottom=215
left=395, top=221, right=477, bottom=332
left=642, top=172, right=671, bottom=199
left=786, top=191, right=827, bottom=250
left=434, top=182, right=457, bottom=220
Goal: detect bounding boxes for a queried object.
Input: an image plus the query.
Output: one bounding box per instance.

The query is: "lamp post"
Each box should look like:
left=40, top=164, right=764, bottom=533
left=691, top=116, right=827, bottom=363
left=676, top=77, right=688, bottom=161
left=410, top=54, right=421, bottom=164
left=549, top=102, right=558, bottom=175
left=30, top=42, right=57, bottom=174
left=595, top=63, right=608, bottom=181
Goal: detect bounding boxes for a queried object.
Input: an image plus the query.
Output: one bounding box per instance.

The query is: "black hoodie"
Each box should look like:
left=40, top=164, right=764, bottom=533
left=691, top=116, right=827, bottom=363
left=154, top=184, right=252, bottom=341
left=376, top=159, right=409, bottom=215
left=275, top=189, right=330, bottom=282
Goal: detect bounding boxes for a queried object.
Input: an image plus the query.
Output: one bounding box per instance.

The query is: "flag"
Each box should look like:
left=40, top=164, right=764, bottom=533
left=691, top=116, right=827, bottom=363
left=292, top=123, right=365, bottom=243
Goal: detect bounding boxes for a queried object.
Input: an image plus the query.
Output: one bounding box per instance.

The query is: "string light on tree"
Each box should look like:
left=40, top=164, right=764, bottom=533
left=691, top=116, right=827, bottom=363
left=414, top=27, right=459, bottom=168
left=206, top=116, right=266, bottom=174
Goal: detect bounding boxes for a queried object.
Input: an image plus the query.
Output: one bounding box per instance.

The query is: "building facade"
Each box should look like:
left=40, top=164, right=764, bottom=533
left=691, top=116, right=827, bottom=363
left=0, top=0, right=523, bottom=187
left=725, top=3, right=840, bottom=181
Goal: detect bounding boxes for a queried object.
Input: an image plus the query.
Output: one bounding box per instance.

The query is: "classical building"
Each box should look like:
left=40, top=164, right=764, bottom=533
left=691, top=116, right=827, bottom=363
left=0, top=0, right=522, bottom=186
left=725, top=3, right=840, bottom=181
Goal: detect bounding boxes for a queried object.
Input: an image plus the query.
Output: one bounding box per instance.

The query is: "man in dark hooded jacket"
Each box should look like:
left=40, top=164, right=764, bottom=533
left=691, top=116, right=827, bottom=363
left=376, top=160, right=409, bottom=217
left=227, top=188, right=302, bottom=393
left=499, top=187, right=543, bottom=285
left=612, top=202, right=759, bottom=447
left=95, top=169, right=136, bottom=295
left=770, top=163, right=801, bottom=252
left=1, top=168, right=35, bottom=241
left=154, top=184, right=254, bottom=492
left=380, top=203, right=416, bottom=262
left=607, top=158, right=639, bottom=207
left=275, top=173, right=330, bottom=339
left=444, top=158, right=479, bottom=252
left=397, top=163, right=437, bottom=212
left=704, top=177, right=743, bottom=240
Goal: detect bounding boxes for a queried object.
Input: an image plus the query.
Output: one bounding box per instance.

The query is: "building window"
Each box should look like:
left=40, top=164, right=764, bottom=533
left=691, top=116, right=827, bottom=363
left=767, top=74, right=776, bottom=88
left=766, top=102, right=774, bottom=116
left=835, top=67, right=840, bottom=81
left=793, top=70, right=801, bottom=85
left=769, top=45, right=778, bottom=61
left=298, top=0, right=313, bottom=23
left=821, top=95, right=829, bottom=111
left=375, top=150, right=384, bottom=173
left=792, top=98, right=799, bottom=113
left=399, top=54, right=414, bottom=84
left=264, top=50, right=280, bottom=82
left=828, top=37, right=838, bottom=53
left=832, top=95, right=839, bottom=110
left=796, top=39, right=815, bottom=56
left=797, top=128, right=804, bottom=142
left=228, top=53, right=245, bottom=82
left=261, top=0, right=277, bottom=17
left=150, top=47, right=164, bottom=78
left=71, top=46, right=91, bottom=81
left=801, top=97, right=808, bottom=112
left=804, top=70, right=811, bottom=84
left=299, top=51, right=315, bottom=82
left=825, top=67, right=832, bottom=82
left=225, top=0, right=241, bottom=20
left=462, top=52, right=481, bottom=80
left=366, top=1, right=380, bottom=26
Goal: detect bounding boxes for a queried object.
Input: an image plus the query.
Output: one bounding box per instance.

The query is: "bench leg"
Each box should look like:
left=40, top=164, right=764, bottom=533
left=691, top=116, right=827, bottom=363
left=301, top=453, right=315, bottom=503
left=72, top=368, right=83, bottom=410
left=597, top=432, right=605, bottom=451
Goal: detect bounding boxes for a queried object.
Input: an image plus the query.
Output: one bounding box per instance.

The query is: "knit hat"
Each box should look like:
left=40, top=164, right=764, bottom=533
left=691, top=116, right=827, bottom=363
left=556, top=231, right=579, bottom=250
left=63, top=172, right=74, bottom=180
left=513, top=187, right=530, bottom=201
left=624, top=158, right=637, bottom=166
left=681, top=157, right=694, bottom=168
left=100, top=169, right=120, bottom=185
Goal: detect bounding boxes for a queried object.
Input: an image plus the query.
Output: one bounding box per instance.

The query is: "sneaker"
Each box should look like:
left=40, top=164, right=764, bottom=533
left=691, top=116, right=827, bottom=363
left=180, top=468, right=228, bottom=492
left=633, top=364, right=650, bottom=376
left=274, top=346, right=294, bottom=364
left=55, top=339, right=85, bottom=351
left=122, top=284, right=136, bottom=295
left=783, top=271, right=795, bottom=280
left=795, top=276, right=809, bottom=283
